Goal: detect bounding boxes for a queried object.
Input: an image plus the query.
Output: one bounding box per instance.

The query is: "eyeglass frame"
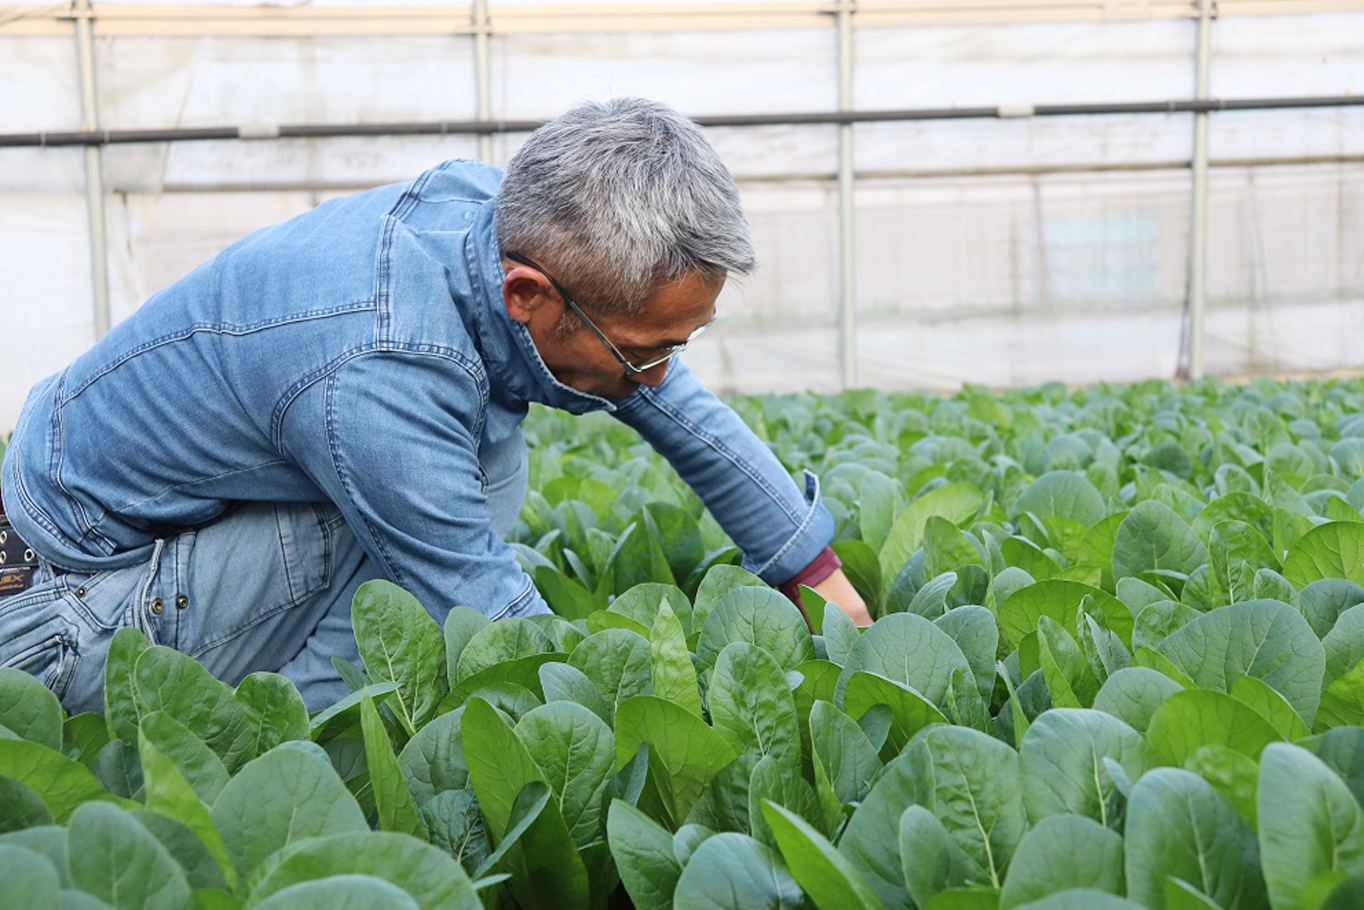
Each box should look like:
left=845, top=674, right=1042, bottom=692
left=505, top=250, right=715, bottom=375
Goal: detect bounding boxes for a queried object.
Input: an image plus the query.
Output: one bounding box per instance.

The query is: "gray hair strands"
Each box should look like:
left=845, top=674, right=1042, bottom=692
left=495, top=98, right=757, bottom=317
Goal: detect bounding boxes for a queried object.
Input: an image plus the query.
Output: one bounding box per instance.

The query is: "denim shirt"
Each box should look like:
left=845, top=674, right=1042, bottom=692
left=1, top=160, right=833, bottom=621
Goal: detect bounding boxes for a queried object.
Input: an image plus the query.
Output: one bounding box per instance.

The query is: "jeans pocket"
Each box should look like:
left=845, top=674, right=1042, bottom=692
left=274, top=503, right=336, bottom=608
left=0, top=583, right=81, bottom=698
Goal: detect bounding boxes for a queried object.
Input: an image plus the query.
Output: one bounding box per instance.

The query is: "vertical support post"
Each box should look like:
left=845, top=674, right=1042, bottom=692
left=1187, top=0, right=1213, bottom=379
left=836, top=0, right=857, bottom=389
left=74, top=0, right=111, bottom=340
left=473, top=0, right=493, bottom=162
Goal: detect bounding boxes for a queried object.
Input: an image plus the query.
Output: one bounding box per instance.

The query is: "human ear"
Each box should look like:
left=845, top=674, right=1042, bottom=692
left=502, top=266, right=550, bottom=324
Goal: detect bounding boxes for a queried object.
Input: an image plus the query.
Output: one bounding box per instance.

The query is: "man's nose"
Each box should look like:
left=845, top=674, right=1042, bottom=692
left=628, top=359, right=670, bottom=387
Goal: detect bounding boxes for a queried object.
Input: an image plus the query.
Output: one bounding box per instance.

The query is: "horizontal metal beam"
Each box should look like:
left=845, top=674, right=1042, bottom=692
left=2, top=0, right=1363, bottom=37
left=4, top=94, right=1362, bottom=149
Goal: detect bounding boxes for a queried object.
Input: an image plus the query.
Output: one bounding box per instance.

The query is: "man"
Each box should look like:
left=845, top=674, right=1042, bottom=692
left=0, top=98, right=869, bottom=714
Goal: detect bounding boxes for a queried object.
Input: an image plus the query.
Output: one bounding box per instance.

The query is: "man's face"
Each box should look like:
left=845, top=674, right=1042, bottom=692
left=502, top=260, right=723, bottom=400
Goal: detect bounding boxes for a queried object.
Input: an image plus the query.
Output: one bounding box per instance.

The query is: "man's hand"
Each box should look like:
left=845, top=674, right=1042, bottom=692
left=809, top=567, right=873, bottom=627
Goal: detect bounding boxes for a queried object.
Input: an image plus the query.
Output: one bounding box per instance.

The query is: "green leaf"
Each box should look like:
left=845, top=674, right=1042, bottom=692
left=250, top=875, right=421, bottom=910
left=460, top=697, right=546, bottom=841
left=104, top=627, right=154, bottom=744
left=1016, top=471, right=1107, bottom=527
left=482, top=781, right=590, bottom=910
left=696, top=587, right=816, bottom=671
left=361, top=689, right=425, bottom=837
left=1182, top=745, right=1260, bottom=830
left=138, top=729, right=238, bottom=892
left=608, top=799, right=683, bottom=910
left=133, top=646, right=253, bottom=772
left=127, top=808, right=227, bottom=891
left=910, top=725, right=1027, bottom=888
left=998, top=580, right=1133, bottom=652
left=1146, top=689, right=1281, bottom=767
left=935, top=606, right=1000, bottom=700
left=708, top=642, right=801, bottom=767
left=1037, top=618, right=1098, bottom=709
left=62, top=713, right=111, bottom=767
left=691, top=565, right=768, bottom=635
left=1019, top=708, right=1150, bottom=828
left=352, top=580, right=448, bottom=731
left=860, top=470, right=906, bottom=555
left=998, top=815, right=1124, bottom=910
left=1283, top=521, right=1364, bottom=588
left=66, top=802, right=192, bottom=910
left=1152, top=599, right=1325, bottom=726
left=1259, top=742, right=1364, bottom=910
left=649, top=600, right=702, bottom=718
left=1092, top=668, right=1183, bottom=733
left=1124, top=767, right=1266, bottom=910
left=672, top=832, right=802, bottom=910
left=611, top=582, right=692, bottom=632
left=442, top=606, right=490, bottom=686
left=841, top=751, right=921, bottom=910
left=212, top=743, right=367, bottom=878
left=0, top=738, right=111, bottom=823
left=533, top=565, right=599, bottom=621
left=1323, top=603, right=1364, bottom=692
left=233, top=673, right=311, bottom=758
left=0, top=774, right=54, bottom=833
left=0, top=842, right=61, bottom=906
left=747, top=754, right=826, bottom=847
left=138, top=711, right=230, bottom=805
left=763, top=801, right=886, bottom=910
left=397, top=707, right=469, bottom=806
left=420, top=788, right=488, bottom=875
left=245, top=831, right=481, bottom=910
left=834, top=539, right=886, bottom=616
left=837, top=612, right=973, bottom=710
left=843, top=672, right=948, bottom=757
left=1228, top=676, right=1309, bottom=741
left=1210, top=520, right=1279, bottom=604
left=808, top=700, right=882, bottom=807
left=1111, top=500, right=1209, bottom=582
left=924, top=516, right=985, bottom=580
left=538, top=662, right=612, bottom=725
left=0, top=667, right=63, bottom=750
left=614, top=695, right=737, bottom=827
left=514, top=702, right=615, bottom=848
left=1318, top=655, right=1364, bottom=731
left=567, top=629, right=653, bottom=725
left=898, top=804, right=984, bottom=909
left=880, top=482, right=986, bottom=591
left=1009, top=890, right=1145, bottom=910
left=822, top=601, right=861, bottom=667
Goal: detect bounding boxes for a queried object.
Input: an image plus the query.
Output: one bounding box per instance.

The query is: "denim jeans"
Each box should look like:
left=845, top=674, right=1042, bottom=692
left=0, top=502, right=382, bottom=714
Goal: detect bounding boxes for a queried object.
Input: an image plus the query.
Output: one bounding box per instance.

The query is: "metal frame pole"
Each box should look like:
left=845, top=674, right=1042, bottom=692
left=74, top=0, right=111, bottom=339
left=473, top=0, right=492, bottom=162
left=837, top=0, right=857, bottom=389
left=1188, top=0, right=1214, bottom=379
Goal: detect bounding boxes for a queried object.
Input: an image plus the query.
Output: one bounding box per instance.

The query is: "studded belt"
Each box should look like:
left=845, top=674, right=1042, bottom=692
left=0, top=507, right=39, bottom=599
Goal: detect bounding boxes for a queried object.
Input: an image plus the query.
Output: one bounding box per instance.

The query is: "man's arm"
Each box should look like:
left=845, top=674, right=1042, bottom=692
left=612, top=360, right=870, bottom=625
left=285, top=350, right=550, bottom=624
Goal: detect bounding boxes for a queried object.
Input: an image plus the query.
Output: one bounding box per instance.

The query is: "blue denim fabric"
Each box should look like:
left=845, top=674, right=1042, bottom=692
left=0, top=158, right=833, bottom=706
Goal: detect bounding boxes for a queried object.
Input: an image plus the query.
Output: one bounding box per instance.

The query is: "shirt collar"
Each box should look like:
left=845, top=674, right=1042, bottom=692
left=466, top=200, right=618, bottom=415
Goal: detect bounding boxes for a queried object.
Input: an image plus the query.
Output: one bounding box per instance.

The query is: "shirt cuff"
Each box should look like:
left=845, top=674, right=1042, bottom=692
left=778, top=545, right=842, bottom=608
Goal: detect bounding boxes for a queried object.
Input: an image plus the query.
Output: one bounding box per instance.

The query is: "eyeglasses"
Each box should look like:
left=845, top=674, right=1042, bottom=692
left=506, top=250, right=716, bottom=375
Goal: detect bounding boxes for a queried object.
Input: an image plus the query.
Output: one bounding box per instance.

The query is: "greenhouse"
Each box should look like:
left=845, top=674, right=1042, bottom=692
left=2, top=2, right=1364, bottom=909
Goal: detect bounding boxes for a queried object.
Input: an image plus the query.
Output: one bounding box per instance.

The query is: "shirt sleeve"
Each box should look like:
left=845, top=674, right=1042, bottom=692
left=610, top=359, right=835, bottom=585
left=285, top=348, right=550, bottom=624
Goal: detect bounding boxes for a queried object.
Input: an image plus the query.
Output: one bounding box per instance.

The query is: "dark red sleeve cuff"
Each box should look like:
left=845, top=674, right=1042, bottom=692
left=778, top=545, right=842, bottom=607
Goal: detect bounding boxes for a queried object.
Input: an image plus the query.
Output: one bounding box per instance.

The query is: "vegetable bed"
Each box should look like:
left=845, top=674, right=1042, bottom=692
left=6, top=377, right=1364, bottom=910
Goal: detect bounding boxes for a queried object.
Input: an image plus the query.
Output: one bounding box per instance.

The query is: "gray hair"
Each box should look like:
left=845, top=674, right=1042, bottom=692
left=495, top=98, right=756, bottom=317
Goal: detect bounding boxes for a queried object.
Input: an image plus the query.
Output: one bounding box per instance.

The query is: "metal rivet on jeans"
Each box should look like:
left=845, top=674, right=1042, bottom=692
left=75, top=586, right=87, bottom=598
left=151, top=598, right=164, bottom=615
left=176, top=595, right=189, bottom=610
